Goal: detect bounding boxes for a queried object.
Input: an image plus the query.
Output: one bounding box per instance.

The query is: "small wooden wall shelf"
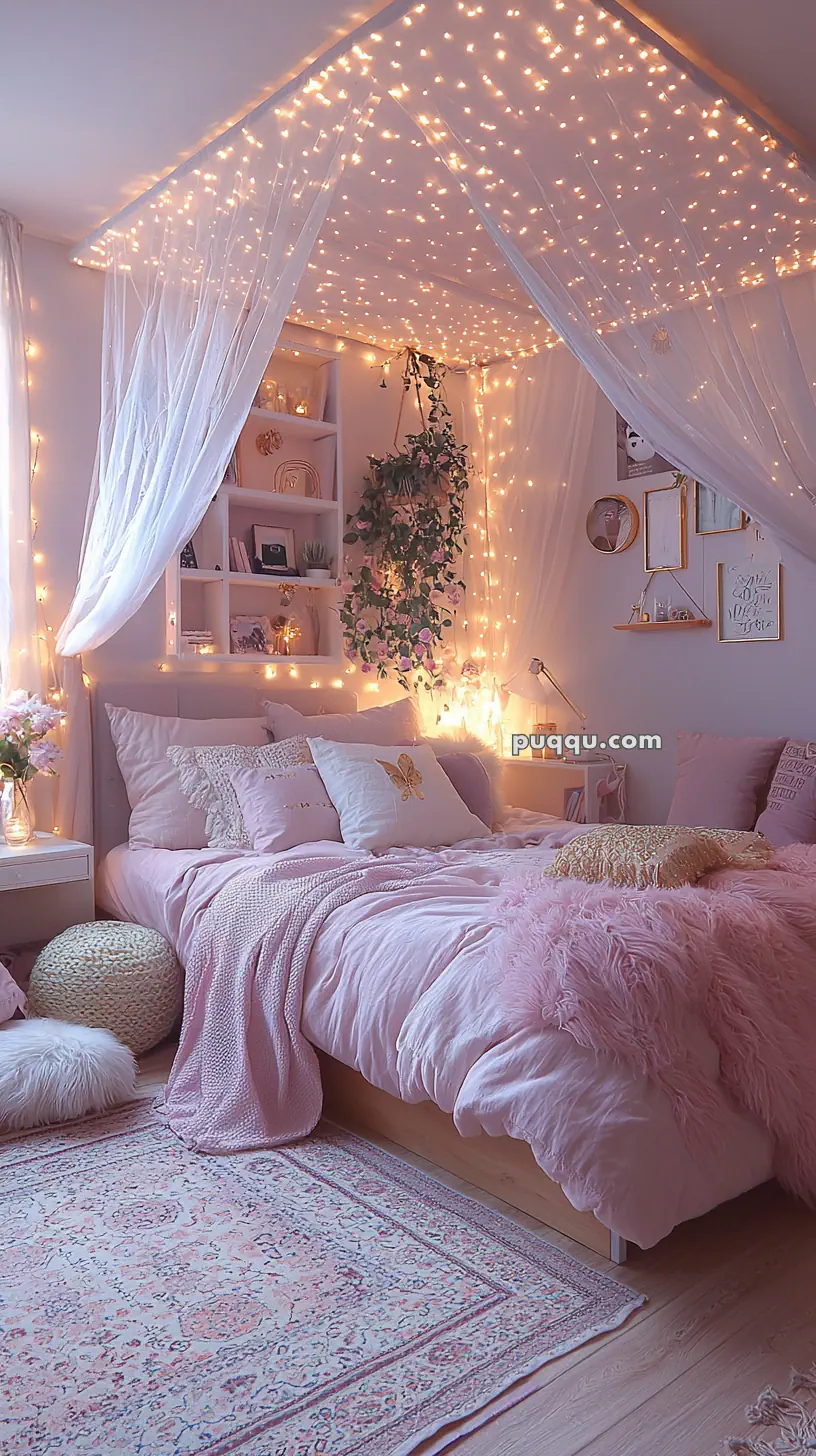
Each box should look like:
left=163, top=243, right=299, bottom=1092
left=614, top=618, right=712, bottom=631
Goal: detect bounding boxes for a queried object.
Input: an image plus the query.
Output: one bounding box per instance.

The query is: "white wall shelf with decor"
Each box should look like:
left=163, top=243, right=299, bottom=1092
left=165, top=341, right=344, bottom=667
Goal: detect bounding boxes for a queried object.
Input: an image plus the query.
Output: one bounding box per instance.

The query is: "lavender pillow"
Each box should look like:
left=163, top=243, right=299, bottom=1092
left=755, top=740, right=816, bottom=846
left=230, top=763, right=341, bottom=854
left=436, top=752, right=493, bottom=829
left=667, top=731, right=785, bottom=831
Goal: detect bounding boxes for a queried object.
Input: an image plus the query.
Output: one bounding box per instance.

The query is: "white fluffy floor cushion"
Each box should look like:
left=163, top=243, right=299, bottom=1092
left=0, top=1018, right=137, bottom=1132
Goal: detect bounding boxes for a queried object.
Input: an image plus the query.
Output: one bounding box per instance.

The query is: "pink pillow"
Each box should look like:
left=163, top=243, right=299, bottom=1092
left=667, top=731, right=785, bottom=830
left=755, top=740, right=816, bottom=846
left=230, top=763, right=341, bottom=853
left=263, top=695, right=418, bottom=746
left=0, top=960, right=25, bottom=1023
left=436, top=752, right=492, bottom=829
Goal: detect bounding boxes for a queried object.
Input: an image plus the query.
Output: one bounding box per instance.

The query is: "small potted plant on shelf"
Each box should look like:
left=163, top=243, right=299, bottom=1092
left=0, top=692, right=63, bottom=846
left=301, top=541, right=332, bottom=581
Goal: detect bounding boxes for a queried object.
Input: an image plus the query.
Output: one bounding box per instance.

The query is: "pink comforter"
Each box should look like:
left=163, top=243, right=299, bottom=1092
left=498, top=846, right=816, bottom=1204
left=99, top=826, right=776, bottom=1248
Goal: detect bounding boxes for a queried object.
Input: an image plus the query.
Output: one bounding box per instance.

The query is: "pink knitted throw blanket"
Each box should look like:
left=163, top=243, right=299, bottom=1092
left=164, top=854, right=443, bottom=1153
left=496, top=845, right=816, bottom=1201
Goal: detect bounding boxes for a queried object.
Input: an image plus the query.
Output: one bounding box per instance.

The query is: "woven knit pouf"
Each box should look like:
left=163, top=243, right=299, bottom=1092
left=28, top=922, right=183, bottom=1057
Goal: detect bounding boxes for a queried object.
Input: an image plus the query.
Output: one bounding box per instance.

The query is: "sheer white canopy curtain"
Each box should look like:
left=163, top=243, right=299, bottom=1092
left=0, top=211, right=39, bottom=697
left=387, top=0, right=816, bottom=562
left=57, top=70, right=373, bottom=659
left=460, top=347, right=598, bottom=699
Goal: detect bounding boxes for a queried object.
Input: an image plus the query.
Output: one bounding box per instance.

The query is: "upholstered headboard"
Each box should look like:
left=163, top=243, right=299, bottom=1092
left=90, top=675, right=357, bottom=860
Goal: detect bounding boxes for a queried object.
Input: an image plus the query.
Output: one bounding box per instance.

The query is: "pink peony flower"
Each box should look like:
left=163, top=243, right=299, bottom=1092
left=376, top=642, right=388, bottom=658
left=398, top=656, right=413, bottom=672
left=355, top=521, right=368, bottom=531
left=417, top=627, right=432, bottom=644
left=356, top=618, right=368, bottom=632
left=431, top=550, right=446, bottom=564
left=360, top=663, right=372, bottom=674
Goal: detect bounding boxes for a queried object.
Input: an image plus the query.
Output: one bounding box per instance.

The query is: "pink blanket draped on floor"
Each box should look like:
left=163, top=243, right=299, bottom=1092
left=164, top=853, right=445, bottom=1152
left=497, top=845, right=816, bottom=1202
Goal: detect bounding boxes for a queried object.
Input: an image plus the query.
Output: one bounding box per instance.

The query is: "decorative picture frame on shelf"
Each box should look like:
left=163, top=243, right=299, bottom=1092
left=586, top=495, right=639, bottom=554
left=694, top=481, right=747, bottom=535
left=179, top=540, right=198, bottom=570
left=644, top=479, right=686, bottom=572
left=229, top=614, right=275, bottom=655
left=223, top=450, right=240, bottom=488
left=273, top=459, right=320, bottom=499
left=717, top=561, right=782, bottom=643
left=252, top=524, right=297, bottom=576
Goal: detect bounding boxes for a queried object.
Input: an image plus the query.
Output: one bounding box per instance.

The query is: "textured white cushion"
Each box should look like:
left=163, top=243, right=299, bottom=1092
left=168, top=738, right=312, bottom=848
left=107, top=706, right=267, bottom=850
left=307, top=738, right=491, bottom=851
left=264, top=695, right=418, bottom=746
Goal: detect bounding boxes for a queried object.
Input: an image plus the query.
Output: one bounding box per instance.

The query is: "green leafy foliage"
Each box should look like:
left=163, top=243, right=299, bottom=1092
left=340, top=354, right=469, bottom=693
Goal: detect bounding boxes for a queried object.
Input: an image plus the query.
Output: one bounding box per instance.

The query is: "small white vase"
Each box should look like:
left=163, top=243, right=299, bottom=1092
left=1, top=780, right=34, bottom=847
left=304, top=568, right=332, bottom=581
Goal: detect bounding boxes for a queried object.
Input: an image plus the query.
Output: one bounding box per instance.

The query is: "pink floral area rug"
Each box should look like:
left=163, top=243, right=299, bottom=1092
left=0, top=1102, right=643, bottom=1455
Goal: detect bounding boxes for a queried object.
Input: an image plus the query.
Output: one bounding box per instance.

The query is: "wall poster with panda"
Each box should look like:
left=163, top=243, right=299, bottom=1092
left=616, top=413, right=674, bottom=481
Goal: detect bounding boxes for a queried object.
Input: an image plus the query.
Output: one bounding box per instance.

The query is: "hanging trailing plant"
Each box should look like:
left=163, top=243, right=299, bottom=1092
left=340, top=350, right=469, bottom=693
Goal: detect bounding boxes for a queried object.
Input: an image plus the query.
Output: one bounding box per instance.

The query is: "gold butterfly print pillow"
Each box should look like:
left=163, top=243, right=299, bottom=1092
left=306, top=737, right=490, bottom=851
left=377, top=753, right=425, bottom=801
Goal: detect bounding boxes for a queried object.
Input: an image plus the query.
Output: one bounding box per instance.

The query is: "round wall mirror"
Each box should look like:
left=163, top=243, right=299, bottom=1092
left=586, top=495, right=639, bottom=554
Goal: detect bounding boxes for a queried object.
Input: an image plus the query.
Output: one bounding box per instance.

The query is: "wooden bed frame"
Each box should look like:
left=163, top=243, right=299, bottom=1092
left=90, top=676, right=626, bottom=1265
left=319, top=1053, right=627, bottom=1263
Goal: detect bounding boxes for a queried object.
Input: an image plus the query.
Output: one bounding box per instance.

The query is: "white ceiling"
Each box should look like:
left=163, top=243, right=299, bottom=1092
left=2, top=0, right=815, bottom=248
left=0, top=0, right=384, bottom=243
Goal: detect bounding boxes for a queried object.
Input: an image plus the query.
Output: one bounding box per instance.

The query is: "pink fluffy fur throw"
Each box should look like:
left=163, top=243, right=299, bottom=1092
left=497, top=845, right=816, bottom=1201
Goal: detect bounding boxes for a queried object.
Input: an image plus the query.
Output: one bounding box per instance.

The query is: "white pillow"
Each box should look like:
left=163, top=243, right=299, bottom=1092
left=106, top=706, right=267, bottom=850
left=264, top=695, right=418, bottom=745
left=167, top=738, right=311, bottom=849
left=307, top=738, right=491, bottom=851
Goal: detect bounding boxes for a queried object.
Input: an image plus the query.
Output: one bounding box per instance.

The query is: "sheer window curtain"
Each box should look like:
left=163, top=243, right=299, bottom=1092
left=387, top=0, right=816, bottom=563
left=0, top=211, right=39, bottom=698
left=459, top=347, right=598, bottom=705
left=55, top=75, right=371, bottom=841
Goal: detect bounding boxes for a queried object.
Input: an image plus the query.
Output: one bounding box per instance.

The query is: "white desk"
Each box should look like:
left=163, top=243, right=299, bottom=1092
left=0, top=834, right=94, bottom=949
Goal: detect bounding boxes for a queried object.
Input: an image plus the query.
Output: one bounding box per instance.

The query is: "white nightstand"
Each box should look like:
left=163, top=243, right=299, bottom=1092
left=0, top=834, right=94, bottom=949
left=502, top=758, right=627, bottom=824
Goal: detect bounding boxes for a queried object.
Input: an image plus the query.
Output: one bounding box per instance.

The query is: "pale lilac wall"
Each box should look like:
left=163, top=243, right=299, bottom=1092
left=551, top=388, right=816, bottom=823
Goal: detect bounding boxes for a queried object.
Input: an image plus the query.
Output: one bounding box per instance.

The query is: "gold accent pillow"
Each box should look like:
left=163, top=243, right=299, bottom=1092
left=545, top=824, right=772, bottom=890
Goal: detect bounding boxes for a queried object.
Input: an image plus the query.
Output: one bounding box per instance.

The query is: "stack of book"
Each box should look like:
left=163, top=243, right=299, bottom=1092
left=229, top=537, right=253, bottom=573
left=181, top=630, right=215, bottom=656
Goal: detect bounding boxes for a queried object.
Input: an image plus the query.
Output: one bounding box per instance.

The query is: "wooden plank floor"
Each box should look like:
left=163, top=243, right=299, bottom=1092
left=138, top=1043, right=816, bottom=1456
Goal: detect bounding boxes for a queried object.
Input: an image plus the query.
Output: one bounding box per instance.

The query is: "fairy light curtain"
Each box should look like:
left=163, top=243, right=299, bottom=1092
left=57, top=68, right=373, bottom=658
left=460, top=345, right=598, bottom=703
left=380, top=0, right=816, bottom=561
left=0, top=210, right=39, bottom=696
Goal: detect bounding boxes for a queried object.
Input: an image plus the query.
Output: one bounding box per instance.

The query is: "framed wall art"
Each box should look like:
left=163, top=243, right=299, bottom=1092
left=717, top=561, right=782, bottom=642
left=695, top=481, right=747, bottom=535
left=643, top=480, right=687, bottom=572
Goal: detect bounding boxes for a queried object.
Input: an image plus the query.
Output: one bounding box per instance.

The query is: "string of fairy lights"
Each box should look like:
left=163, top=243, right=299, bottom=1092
left=62, top=0, right=816, bottom=708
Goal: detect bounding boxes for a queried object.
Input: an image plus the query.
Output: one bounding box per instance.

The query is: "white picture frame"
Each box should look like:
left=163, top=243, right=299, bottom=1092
left=229, top=614, right=274, bottom=655
left=717, top=561, right=782, bottom=642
